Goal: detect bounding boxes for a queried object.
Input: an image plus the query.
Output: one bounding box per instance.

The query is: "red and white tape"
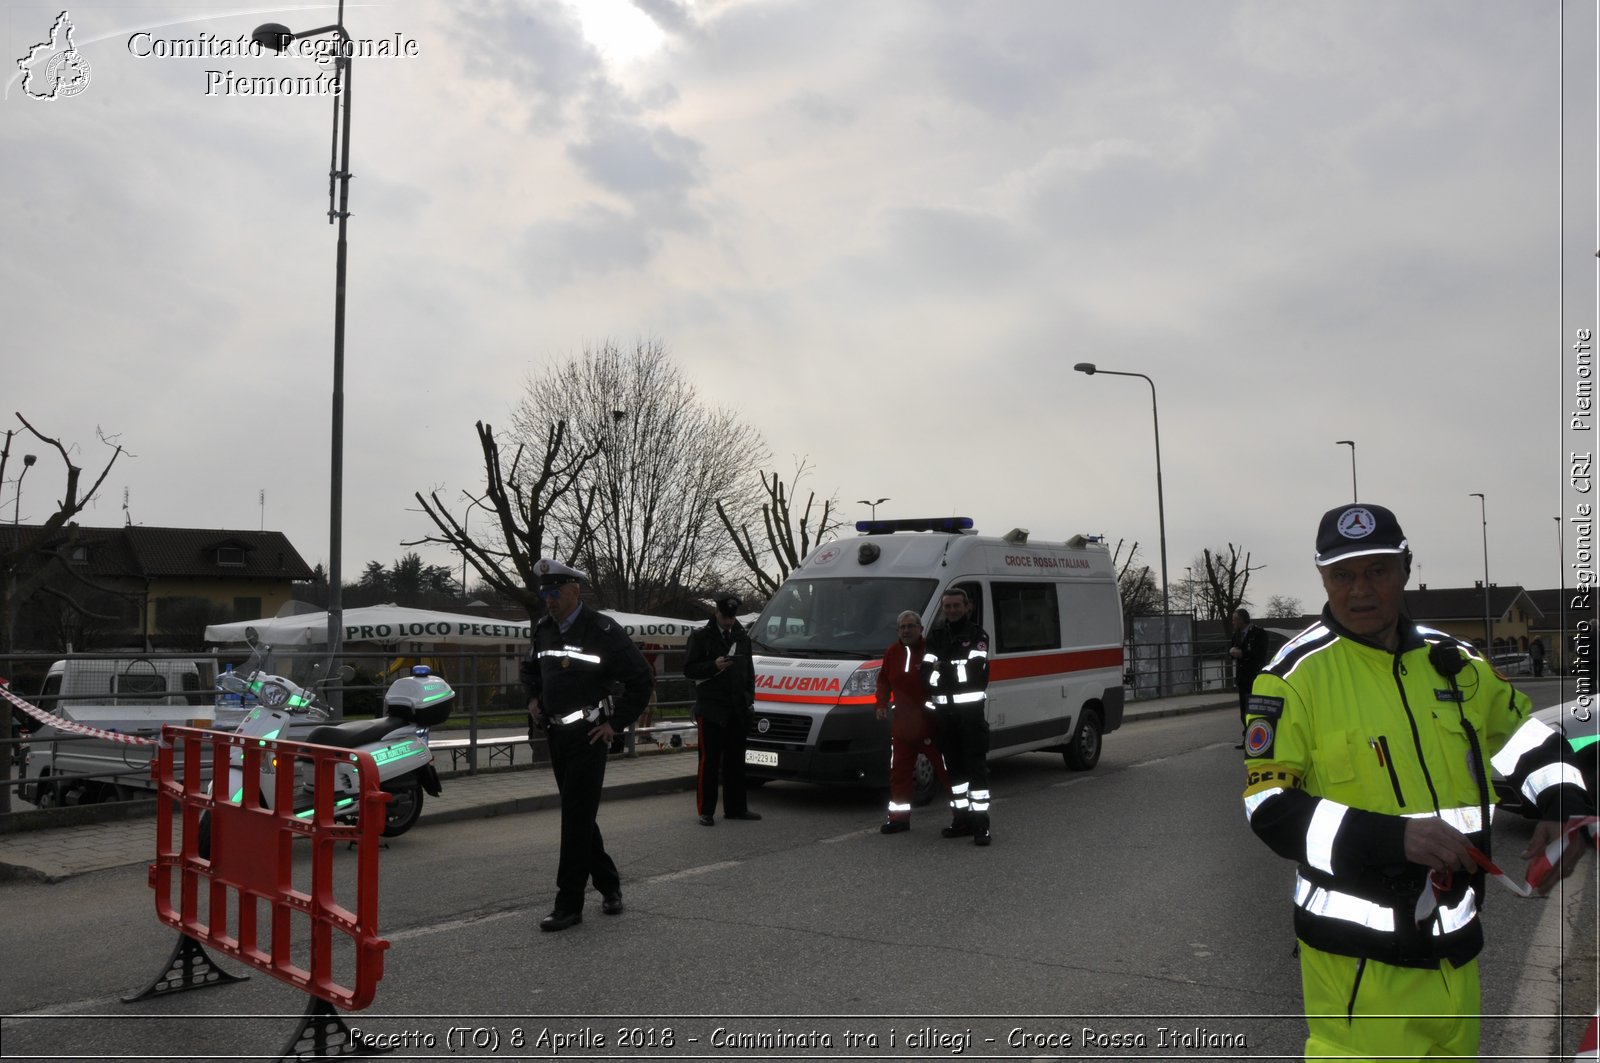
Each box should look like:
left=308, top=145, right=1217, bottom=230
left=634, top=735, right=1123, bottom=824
left=0, top=682, right=159, bottom=747
left=1416, top=816, right=1600, bottom=924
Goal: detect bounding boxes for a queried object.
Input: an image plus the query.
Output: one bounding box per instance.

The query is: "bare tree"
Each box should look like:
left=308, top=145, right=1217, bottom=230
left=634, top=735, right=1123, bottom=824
left=2, top=416, right=130, bottom=652
left=1265, top=594, right=1305, bottom=619
left=513, top=339, right=768, bottom=612
left=411, top=419, right=600, bottom=622
left=1192, top=543, right=1265, bottom=622
left=716, top=459, right=842, bottom=597
left=1111, top=538, right=1159, bottom=628
left=1, top=415, right=130, bottom=813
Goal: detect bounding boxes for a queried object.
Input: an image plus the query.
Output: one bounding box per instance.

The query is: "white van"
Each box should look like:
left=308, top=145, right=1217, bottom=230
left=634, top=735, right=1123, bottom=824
left=743, top=518, right=1125, bottom=802
left=21, top=657, right=214, bottom=805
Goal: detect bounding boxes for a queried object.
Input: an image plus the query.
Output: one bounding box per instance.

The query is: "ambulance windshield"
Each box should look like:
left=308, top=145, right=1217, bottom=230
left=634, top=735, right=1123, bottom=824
left=750, top=577, right=938, bottom=658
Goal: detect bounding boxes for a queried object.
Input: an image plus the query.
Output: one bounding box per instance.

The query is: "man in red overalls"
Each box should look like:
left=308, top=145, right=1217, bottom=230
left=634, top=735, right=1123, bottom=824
left=874, top=610, right=950, bottom=833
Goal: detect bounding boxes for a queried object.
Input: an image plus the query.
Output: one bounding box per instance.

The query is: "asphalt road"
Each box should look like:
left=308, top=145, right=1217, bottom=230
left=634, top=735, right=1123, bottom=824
left=1, top=683, right=1594, bottom=1061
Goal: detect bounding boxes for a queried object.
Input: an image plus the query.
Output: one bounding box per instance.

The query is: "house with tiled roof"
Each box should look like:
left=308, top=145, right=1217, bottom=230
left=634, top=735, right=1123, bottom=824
left=1, top=524, right=315, bottom=651
left=1403, top=583, right=1541, bottom=656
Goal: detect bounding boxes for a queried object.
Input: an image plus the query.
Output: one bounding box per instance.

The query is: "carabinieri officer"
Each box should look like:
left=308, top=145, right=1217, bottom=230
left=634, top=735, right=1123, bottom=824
left=521, top=559, right=654, bottom=932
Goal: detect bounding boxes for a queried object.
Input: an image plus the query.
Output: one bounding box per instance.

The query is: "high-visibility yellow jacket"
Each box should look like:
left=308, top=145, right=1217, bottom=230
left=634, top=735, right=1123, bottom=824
left=1242, top=612, right=1589, bottom=968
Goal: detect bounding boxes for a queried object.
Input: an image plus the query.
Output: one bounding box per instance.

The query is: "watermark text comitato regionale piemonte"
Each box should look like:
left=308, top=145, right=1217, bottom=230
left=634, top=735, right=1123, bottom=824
left=127, top=28, right=420, bottom=96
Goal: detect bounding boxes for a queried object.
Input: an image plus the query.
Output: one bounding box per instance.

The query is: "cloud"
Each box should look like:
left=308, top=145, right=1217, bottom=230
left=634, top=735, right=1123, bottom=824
left=517, top=203, right=661, bottom=290
left=448, top=0, right=605, bottom=128
left=566, top=118, right=705, bottom=205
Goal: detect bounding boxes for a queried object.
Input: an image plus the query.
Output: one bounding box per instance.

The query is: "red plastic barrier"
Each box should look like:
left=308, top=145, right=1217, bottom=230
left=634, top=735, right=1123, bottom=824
left=147, top=725, right=390, bottom=1010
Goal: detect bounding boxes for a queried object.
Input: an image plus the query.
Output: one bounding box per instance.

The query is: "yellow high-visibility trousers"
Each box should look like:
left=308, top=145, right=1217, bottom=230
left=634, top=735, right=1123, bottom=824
left=1299, top=942, right=1479, bottom=1061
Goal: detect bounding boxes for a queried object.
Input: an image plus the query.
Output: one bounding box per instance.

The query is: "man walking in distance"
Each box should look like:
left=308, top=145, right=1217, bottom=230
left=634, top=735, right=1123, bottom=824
left=1229, top=607, right=1269, bottom=749
left=521, top=559, right=654, bottom=932
left=683, top=592, right=762, bottom=826
left=923, top=588, right=993, bottom=845
left=875, top=609, right=950, bottom=833
left=1243, top=503, right=1593, bottom=1058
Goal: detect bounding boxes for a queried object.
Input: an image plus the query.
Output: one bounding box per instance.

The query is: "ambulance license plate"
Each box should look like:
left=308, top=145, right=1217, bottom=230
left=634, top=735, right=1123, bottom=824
left=745, top=749, right=778, bottom=767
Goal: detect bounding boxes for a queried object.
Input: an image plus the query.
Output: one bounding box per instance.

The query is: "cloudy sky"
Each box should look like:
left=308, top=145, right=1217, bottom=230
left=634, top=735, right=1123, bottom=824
left=2, top=0, right=1595, bottom=616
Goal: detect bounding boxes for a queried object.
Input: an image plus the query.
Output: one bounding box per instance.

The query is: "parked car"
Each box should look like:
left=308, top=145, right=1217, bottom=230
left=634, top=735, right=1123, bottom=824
left=1492, top=698, right=1599, bottom=818
left=1491, top=653, right=1532, bottom=677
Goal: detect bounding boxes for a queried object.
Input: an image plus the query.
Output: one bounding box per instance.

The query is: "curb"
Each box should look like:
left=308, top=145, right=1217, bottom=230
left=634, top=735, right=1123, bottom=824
left=418, top=774, right=699, bottom=829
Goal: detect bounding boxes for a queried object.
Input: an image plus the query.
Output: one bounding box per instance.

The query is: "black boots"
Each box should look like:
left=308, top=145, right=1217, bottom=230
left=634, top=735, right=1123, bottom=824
left=941, top=812, right=973, bottom=838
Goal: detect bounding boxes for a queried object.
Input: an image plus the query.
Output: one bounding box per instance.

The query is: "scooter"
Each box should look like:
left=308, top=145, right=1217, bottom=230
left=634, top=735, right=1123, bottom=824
left=199, top=639, right=452, bottom=854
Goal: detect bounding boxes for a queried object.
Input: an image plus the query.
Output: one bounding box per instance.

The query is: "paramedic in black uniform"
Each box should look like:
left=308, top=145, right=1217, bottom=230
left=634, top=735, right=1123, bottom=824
left=521, top=559, right=654, bottom=931
left=923, top=587, right=994, bottom=846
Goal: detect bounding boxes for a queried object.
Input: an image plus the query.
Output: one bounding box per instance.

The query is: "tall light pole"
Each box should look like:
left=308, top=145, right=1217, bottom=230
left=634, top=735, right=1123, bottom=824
left=459, top=494, right=491, bottom=599
left=1556, top=515, right=1565, bottom=678
left=253, top=9, right=354, bottom=676
left=1335, top=440, right=1357, bottom=502
left=857, top=497, right=890, bottom=521
left=1075, top=362, right=1170, bottom=695
left=12, top=454, right=35, bottom=525
left=1469, top=493, right=1491, bottom=654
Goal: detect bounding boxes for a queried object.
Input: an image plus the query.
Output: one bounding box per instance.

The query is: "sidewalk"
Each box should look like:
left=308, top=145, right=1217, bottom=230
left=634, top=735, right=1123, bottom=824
left=0, top=692, right=1235, bottom=884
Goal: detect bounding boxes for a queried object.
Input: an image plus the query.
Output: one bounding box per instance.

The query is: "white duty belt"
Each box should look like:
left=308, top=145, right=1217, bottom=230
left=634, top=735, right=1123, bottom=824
left=554, top=706, right=605, bottom=726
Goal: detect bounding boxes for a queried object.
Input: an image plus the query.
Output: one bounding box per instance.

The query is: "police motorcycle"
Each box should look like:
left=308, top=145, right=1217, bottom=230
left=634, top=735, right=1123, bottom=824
left=198, top=634, right=452, bottom=854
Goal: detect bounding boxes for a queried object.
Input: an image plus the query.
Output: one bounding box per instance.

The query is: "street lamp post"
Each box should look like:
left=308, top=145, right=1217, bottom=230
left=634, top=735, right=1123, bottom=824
left=856, top=497, right=890, bottom=521
left=1335, top=440, right=1357, bottom=502
left=460, top=494, right=490, bottom=598
left=1556, top=515, right=1564, bottom=678
left=253, top=10, right=354, bottom=680
left=12, top=454, right=35, bottom=525
left=1469, top=493, right=1491, bottom=655
left=1074, top=362, right=1170, bottom=695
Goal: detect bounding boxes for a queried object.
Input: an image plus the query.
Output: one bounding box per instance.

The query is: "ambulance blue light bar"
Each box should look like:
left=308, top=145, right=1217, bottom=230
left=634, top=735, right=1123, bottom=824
left=855, top=517, right=976, bottom=535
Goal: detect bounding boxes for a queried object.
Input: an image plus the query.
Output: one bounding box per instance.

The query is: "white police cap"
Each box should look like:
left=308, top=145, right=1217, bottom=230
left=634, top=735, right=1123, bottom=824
left=535, top=558, right=588, bottom=586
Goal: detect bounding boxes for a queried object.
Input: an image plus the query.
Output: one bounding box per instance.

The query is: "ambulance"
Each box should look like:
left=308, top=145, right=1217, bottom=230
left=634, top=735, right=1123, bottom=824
left=743, top=517, right=1125, bottom=802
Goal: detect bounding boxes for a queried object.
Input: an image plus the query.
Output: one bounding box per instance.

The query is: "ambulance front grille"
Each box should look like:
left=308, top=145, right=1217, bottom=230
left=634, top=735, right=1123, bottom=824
left=747, top=712, right=810, bottom=744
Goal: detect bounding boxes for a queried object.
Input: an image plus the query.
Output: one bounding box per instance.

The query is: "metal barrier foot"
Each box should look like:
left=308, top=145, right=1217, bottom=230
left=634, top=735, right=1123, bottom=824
left=121, top=932, right=248, bottom=1002
left=279, top=995, right=391, bottom=1060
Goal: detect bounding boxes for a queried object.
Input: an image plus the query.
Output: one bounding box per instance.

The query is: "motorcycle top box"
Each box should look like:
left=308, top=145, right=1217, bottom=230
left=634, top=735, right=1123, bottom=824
left=382, top=669, right=455, bottom=728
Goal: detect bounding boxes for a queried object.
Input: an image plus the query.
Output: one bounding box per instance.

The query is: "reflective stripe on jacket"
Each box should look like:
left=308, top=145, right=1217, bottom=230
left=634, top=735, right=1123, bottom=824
left=1242, top=611, right=1590, bottom=968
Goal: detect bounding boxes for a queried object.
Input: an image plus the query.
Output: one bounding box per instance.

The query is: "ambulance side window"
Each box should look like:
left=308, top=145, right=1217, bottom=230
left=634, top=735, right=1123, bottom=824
left=951, top=580, right=984, bottom=631
left=992, top=581, right=1062, bottom=653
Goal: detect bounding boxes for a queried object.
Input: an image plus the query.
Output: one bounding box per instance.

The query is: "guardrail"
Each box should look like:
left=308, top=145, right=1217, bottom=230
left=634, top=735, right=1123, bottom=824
left=0, top=647, right=697, bottom=814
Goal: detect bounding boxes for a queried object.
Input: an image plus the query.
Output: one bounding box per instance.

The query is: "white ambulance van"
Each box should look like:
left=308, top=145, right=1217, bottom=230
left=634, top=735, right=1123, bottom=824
left=743, top=518, right=1124, bottom=802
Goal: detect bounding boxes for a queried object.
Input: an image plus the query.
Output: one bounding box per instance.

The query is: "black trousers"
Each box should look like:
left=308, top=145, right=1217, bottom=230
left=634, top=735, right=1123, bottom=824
left=935, top=702, right=990, bottom=816
left=696, top=716, right=750, bottom=817
left=546, top=722, right=620, bottom=912
left=1238, top=673, right=1258, bottom=729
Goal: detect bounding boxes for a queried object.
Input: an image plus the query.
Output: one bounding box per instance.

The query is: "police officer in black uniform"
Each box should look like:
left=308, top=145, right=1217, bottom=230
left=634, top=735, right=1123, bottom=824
left=521, top=559, right=654, bottom=931
left=922, top=587, right=993, bottom=846
left=683, top=593, right=761, bottom=826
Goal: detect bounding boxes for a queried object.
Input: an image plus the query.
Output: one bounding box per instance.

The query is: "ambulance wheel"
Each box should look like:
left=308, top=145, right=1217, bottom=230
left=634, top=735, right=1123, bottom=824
left=1063, top=709, right=1102, bottom=771
left=912, top=752, right=937, bottom=807
left=745, top=777, right=770, bottom=788
left=382, top=779, right=424, bottom=837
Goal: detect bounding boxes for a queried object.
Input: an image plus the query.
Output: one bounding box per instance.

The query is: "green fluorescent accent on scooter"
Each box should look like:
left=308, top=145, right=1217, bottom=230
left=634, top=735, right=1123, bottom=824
left=230, top=787, right=244, bottom=803
left=1571, top=734, right=1599, bottom=754
left=370, top=740, right=423, bottom=767
left=294, top=797, right=357, bottom=818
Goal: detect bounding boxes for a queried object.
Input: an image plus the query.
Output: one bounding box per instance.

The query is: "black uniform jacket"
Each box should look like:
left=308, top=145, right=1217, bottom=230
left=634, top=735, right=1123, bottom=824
left=1233, top=623, right=1270, bottom=684
left=683, top=617, right=756, bottom=726
left=520, top=606, right=654, bottom=729
left=922, top=617, right=991, bottom=704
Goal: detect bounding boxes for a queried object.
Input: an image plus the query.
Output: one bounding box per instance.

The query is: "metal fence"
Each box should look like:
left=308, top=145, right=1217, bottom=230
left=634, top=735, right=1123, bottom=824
left=0, top=646, right=695, bottom=814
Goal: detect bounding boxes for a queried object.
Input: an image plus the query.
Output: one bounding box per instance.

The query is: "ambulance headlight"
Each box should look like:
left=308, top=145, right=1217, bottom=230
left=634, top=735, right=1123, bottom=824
left=840, top=665, right=881, bottom=700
